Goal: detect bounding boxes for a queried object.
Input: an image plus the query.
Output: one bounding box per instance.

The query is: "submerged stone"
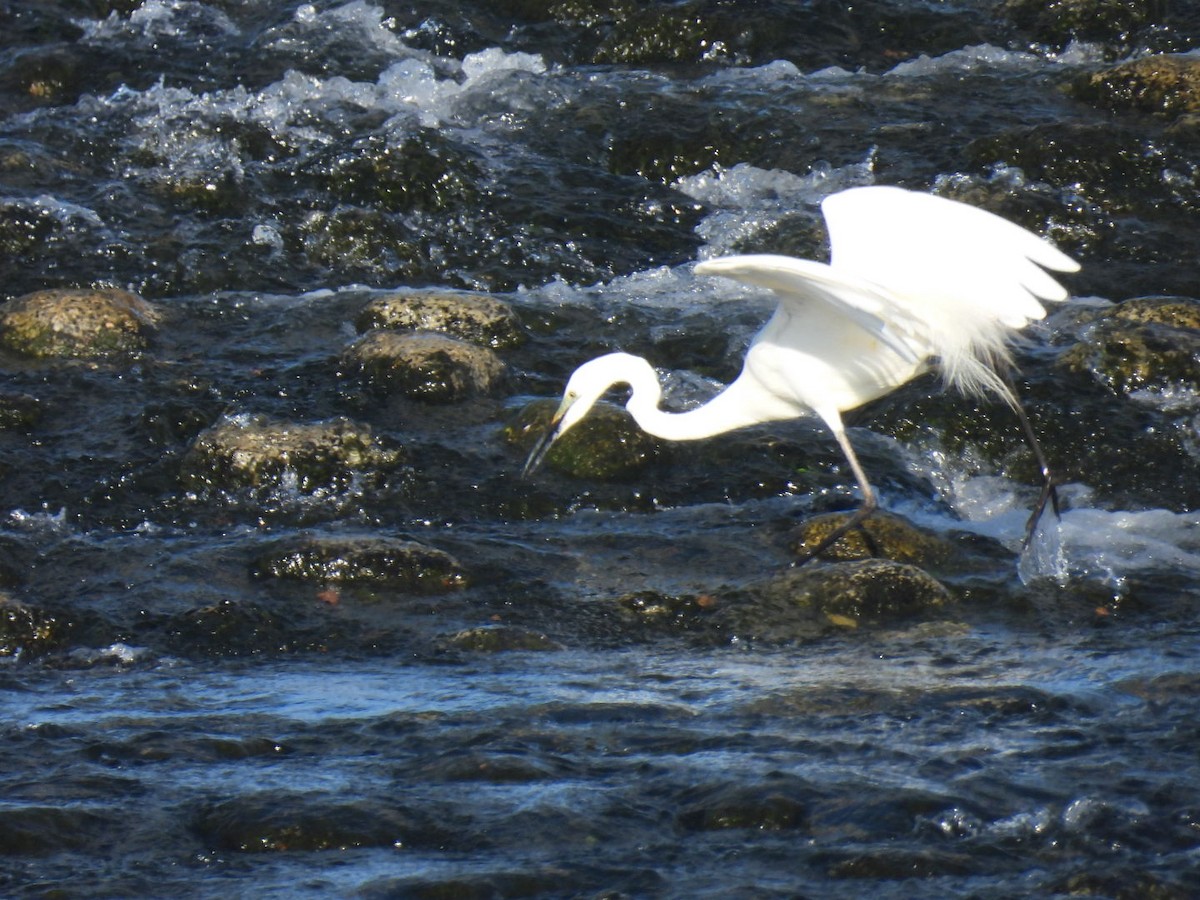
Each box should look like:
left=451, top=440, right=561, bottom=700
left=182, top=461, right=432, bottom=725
left=676, top=781, right=810, bottom=832
left=254, top=535, right=467, bottom=593
left=165, top=599, right=288, bottom=658
left=0, top=392, right=40, bottom=429
left=723, top=559, right=954, bottom=642
left=0, top=287, right=160, bottom=359
left=505, top=398, right=657, bottom=479
left=790, top=510, right=955, bottom=567
left=1001, top=0, right=1166, bottom=46
left=180, top=414, right=404, bottom=493
left=342, top=330, right=506, bottom=402
left=0, top=596, right=66, bottom=658
left=355, top=289, right=524, bottom=350
left=760, top=559, right=952, bottom=623
left=446, top=625, right=562, bottom=652
left=194, top=792, right=457, bottom=852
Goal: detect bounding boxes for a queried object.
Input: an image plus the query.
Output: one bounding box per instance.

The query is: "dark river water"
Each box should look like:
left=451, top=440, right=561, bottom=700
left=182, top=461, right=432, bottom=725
left=4, top=1, right=1200, bottom=897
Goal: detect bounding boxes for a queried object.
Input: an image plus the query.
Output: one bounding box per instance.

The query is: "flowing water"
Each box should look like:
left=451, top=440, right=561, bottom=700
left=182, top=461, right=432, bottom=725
left=4, top=1, right=1200, bottom=896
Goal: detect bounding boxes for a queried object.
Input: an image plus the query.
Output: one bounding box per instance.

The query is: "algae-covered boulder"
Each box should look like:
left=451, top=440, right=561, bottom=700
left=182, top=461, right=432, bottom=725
left=254, top=535, right=467, bottom=594
left=446, top=625, right=563, bottom=652
left=790, top=511, right=955, bottom=567
left=1072, top=54, right=1200, bottom=117
left=505, top=397, right=657, bottom=479
left=0, top=595, right=69, bottom=658
left=181, top=414, right=404, bottom=493
left=757, top=559, right=952, bottom=624
left=165, top=599, right=288, bottom=658
left=0, top=392, right=40, bottom=429
left=0, top=287, right=160, bottom=359
left=721, top=559, right=954, bottom=642
left=355, top=289, right=524, bottom=350
left=341, top=331, right=506, bottom=402
left=1061, top=296, right=1200, bottom=395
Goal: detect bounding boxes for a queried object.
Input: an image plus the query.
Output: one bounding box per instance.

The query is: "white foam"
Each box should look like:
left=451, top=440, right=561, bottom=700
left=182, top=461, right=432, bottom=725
left=676, top=158, right=876, bottom=255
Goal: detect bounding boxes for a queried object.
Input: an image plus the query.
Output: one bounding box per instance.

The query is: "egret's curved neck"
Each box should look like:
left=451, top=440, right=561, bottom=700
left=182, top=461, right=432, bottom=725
left=623, top=362, right=789, bottom=442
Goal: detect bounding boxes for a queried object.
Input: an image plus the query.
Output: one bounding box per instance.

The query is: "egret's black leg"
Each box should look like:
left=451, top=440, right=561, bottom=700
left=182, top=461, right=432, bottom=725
left=1004, top=375, right=1060, bottom=546
left=794, top=426, right=879, bottom=567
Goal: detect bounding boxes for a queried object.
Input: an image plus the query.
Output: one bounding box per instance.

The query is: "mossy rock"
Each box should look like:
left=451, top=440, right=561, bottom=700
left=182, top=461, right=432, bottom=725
left=790, top=511, right=956, bottom=567
left=1060, top=297, right=1200, bottom=394
left=194, top=793, right=452, bottom=852
left=724, top=559, right=954, bottom=642
left=505, top=397, right=657, bottom=480
left=342, top=331, right=506, bottom=402
left=165, top=599, right=289, bottom=658
left=766, top=559, right=951, bottom=622
left=0, top=287, right=160, bottom=359
left=676, top=782, right=809, bottom=833
left=446, top=625, right=562, bottom=652
left=254, top=536, right=467, bottom=593
left=181, top=415, right=405, bottom=493
left=1107, top=295, right=1200, bottom=329
left=0, top=596, right=68, bottom=657
left=0, top=392, right=41, bottom=429
left=355, top=290, right=524, bottom=350
left=1071, top=54, right=1200, bottom=117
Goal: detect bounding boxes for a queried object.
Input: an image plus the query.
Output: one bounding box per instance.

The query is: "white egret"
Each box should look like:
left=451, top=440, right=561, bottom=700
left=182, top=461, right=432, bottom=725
left=523, top=185, right=1080, bottom=563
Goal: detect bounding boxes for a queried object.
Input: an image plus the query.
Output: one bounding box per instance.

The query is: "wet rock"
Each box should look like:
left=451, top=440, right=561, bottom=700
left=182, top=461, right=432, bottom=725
left=676, top=780, right=810, bottom=832
left=967, top=122, right=1189, bottom=213
left=194, top=792, right=459, bottom=852
left=409, top=750, right=557, bottom=782
left=505, top=398, right=657, bottom=479
left=446, top=625, right=562, bottom=652
left=1000, top=0, right=1166, bottom=47
left=1107, top=295, right=1200, bottom=330
left=1050, top=871, right=1192, bottom=899
left=725, top=559, right=953, bottom=642
left=761, top=559, right=952, bottom=623
left=0, top=287, right=160, bottom=359
left=341, top=330, right=506, bottom=402
left=1072, top=54, right=1200, bottom=117
left=317, top=131, right=482, bottom=214
left=0, top=392, right=40, bottom=429
left=0, top=596, right=67, bottom=658
left=165, top=599, right=288, bottom=658
left=0, top=806, right=123, bottom=855
left=254, top=535, right=468, bottom=593
left=180, top=414, right=404, bottom=493
left=790, top=510, right=955, bottom=567
left=1060, top=296, right=1200, bottom=395
left=297, top=207, right=418, bottom=278
left=355, top=289, right=525, bottom=350
left=616, top=589, right=718, bottom=634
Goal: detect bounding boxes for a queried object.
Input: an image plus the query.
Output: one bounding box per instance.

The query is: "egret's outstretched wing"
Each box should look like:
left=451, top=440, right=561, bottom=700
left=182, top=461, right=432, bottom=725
left=820, top=185, right=1079, bottom=398
left=822, top=185, right=1079, bottom=329
left=693, top=254, right=922, bottom=365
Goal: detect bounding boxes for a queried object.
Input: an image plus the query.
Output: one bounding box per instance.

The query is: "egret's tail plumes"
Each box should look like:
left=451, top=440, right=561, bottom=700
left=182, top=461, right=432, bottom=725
left=820, top=185, right=1080, bottom=404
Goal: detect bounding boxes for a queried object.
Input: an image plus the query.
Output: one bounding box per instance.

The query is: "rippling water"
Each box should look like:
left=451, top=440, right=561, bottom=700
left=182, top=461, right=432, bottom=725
left=4, top=1, right=1200, bottom=896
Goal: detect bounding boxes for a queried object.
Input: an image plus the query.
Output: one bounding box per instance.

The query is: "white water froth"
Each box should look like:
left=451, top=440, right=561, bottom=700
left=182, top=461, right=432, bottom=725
left=903, top=457, right=1200, bottom=586
left=676, top=158, right=876, bottom=256
left=886, top=41, right=1108, bottom=77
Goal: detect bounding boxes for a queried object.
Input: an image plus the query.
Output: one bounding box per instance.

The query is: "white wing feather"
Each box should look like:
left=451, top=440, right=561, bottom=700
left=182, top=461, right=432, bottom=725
left=698, top=186, right=1079, bottom=402
left=692, top=254, right=922, bottom=365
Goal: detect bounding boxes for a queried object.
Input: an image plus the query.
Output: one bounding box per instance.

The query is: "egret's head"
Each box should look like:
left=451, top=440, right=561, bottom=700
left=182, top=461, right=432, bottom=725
left=521, top=353, right=645, bottom=477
